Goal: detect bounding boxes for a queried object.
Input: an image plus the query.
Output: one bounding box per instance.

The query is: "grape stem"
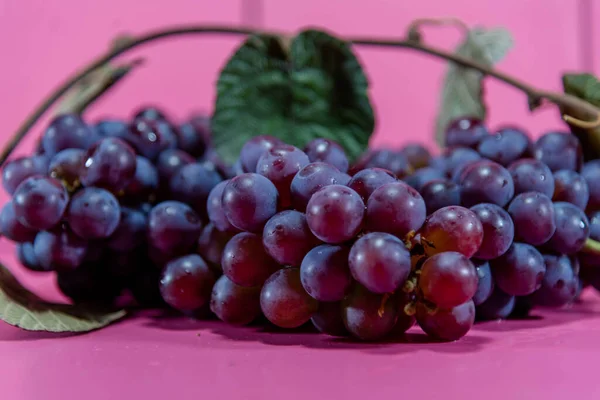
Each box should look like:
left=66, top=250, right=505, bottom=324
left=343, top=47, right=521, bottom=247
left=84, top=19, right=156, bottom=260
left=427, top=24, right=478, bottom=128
left=582, top=238, right=600, bottom=256
left=2, top=23, right=600, bottom=166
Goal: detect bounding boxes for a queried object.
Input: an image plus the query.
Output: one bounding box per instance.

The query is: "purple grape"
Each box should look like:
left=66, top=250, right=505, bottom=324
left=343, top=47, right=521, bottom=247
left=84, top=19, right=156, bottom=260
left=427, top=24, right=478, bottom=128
left=552, top=170, right=589, bottom=209
left=177, top=115, right=210, bottom=157
left=122, top=156, right=158, bottom=204
left=416, top=300, right=475, bottom=341
left=263, top=210, right=320, bottom=267
left=207, top=180, right=238, bottom=233
left=156, top=149, right=195, bottom=183
left=42, top=114, right=98, bottom=157
left=33, top=228, right=87, bottom=272
left=443, top=147, right=481, bottom=177
left=304, top=138, right=349, bottom=173
left=170, top=163, right=222, bottom=217
left=260, top=268, right=318, bottom=329
left=477, top=127, right=532, bottom=166
left=582, top=160, right=600, bottom=211
left=348, top=232, right=410, bottom=294
left=507, top=158, right=554, bottom=197
left=80, top=137, right=137, bottom=192
left=148, top=201, right=203, bottom=255
left=531, top=254, right=578, bottom=307
left=404, top=167, right=446, bottom=191
left=365, top=181, right=426, bottom=237
left=300, top=244, right=352, bottom=301
left=106, top=207, right=147, bottom=251
left=579, top=211, right=600, bottom=269
left=13, top=176, right=68, bottom=230
left=459, top=160, right=514, bottom=208
left=127, top=118, right=178, bottom=160
left=507, top=192, right=555, bottom=245
left=347, top=168, right=397, bottom=202
left=306, top=185, right=364, bottom=244
left=160, top=254, right=216, bottom=312
left=365, top=149, right=411, bottom=178
left=420, top=179, right=461, bottom=214
left=2, top=156, right=49, bottom=194
left=239, top=135, right=283, bottom=173
left=491, top=242, right=546, bottom=296
left=67, top=187, right=121, bottom=239
left=47, top=149, right=84, bottom=191
left=290, top=162, right=347, bottom=212
left=256, top=145, right=310, bottom=208
left=419, top=251, right=478, bottom=308
left=533, top=131, right=583, bottom=172
left=17, top=242, right=45, bottom=272
left=210, top=275, right=261, bottom=325
left=197, top=223, right=233, bottom=272
left=444, top=117, right=488, bottom=148
left=476, top=287, right=515, bottom=320
left=470, top=203, right=514, bottom=259
left=399, top=143, right=431, bottom=169
left=311, top=301, right=347, bottom=336
left=472, top=260, right=494, bottom=305
left=221, top=173, right=279, bottom=233
left=0, top=201, right=37, bottom=243
left=548, top=202, right=590, bottom=254
left=94, top=119, right=130, bottom=139
left=342, top=284, right=398, bottom=341
left=222, top=232, right=279, bottom=287
left=133, top=105, right=170, bottom=121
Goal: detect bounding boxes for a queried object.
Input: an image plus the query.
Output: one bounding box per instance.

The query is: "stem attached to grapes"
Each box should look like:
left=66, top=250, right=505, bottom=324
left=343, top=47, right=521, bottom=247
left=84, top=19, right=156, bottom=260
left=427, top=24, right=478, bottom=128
left=582, top=238, right=600, bottom=256
left=2, top=22, right=600, bottom=166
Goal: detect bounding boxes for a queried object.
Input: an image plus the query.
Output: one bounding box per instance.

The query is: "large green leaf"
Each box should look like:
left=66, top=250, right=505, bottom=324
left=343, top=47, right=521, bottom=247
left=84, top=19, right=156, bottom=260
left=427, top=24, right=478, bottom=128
left=562, top=73, right=600, bottom=160
left=211, top=29, right=374, bottom=163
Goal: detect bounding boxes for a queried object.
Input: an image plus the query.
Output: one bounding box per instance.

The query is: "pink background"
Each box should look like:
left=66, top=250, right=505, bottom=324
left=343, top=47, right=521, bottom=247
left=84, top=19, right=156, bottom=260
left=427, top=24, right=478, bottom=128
left=2, top=1, right=600, bottom=399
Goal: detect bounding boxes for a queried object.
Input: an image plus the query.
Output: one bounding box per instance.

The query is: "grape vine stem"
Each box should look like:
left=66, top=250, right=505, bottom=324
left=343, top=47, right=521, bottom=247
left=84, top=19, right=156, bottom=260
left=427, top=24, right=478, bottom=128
left=582, top=238, right=600, bottom=256
left=2, top=23, right=600, bottom=166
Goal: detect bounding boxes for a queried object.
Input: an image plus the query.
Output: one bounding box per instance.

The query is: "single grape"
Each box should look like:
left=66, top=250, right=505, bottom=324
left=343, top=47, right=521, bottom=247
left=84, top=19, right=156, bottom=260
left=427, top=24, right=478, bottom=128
left=33, top=228, right=87, bottom=272
left=476, top=287, right=515, bottom=320
left=177, top=115, right=210, bottom=157
left=2, top=156, right=49, bottom=194
left=170, top=163, right=222, bottom=217
left=582, top=160, right=600, bottom=211
left=42, top=114, right=98, bottom=157
left=67, top=187, right=121, bottom=239
left=364, top=149, right=411, bottom=178
left=507, top=192, right=555, bottom=245
left=159, top=254, right=216, bottom=312
left=548, top=202, right=590, bottom=254
left=304, top=138, right=349, bottom=173
left=531, top=254, right=578, bottom=307
left=122, top=156, right=159, bottom=204
left=399, top=143, right=431, bottom=170
left=57, top=262, right=123, bottom=306
left=404, top=167, right=446, bottom=191
left=203, top=148, right=236, bottom=179
left=221, top=173, right=279, bottom=233
left=472, top=260, right=494, bottom=305
left=477, top=127, right=531, bottom=166
left=416, top=300, right=475, bottom=341
left=459, top=160, right=514, bottom=208
left=239, top=135, right=283, bottom=173
left=347, top=168, right=397, bottom=202
left=391, top=292, right=416, bottom=336
left=13, top=176, right=68, bottom=230
left=133, top=105, right=170, bottom=121
left=553, top=170, right=589, bottom=209
left=17, top=242, right=46, bottom=272
left=444, top=117, right=488, bottom=148
left=491, top=242, right=546, bottom=296
left=94, top=119, right=130, bottom=139
left=419, top=206, right=484, bottom=258
left=419, top=251, right=477, bottom=308
left=300, top=244, right=352, bottom=301
left=197, top=223, right=233, bottom=272
left=311, top=301, right=348, bottom=336
left=260, top=268, right=318, bottom=329
left=341, top=284, right=398, bottom=341
left=290, top=162, right=347, bottom=211
left=348, top=150, right=375, bottom=176
left=127, top=118, right=178, bottom=160
left=156, top=149, right=195, bottom=183
left=442, top=147, right=481, bottom=178
left=207, top=180, right=238, bottom=233
left=365, top=181, right=426, bottom=238
left=507, top=158, right=554, bottom=197
left=256, top=144, right=310, bottom=208
left=348, top=233, right=410, bottom=294
left=148, top=201, right=203, bottom=255
left=80, top=137, right=137, bottom=192
left=106, top=207, right=147, bottom=251
left=222, top=232, right=279, bottom=287
left=263, top=210, right=320, bottom=266
left=420, top=179, right=461, bottom=214
left=0, top=201, right=37, bottom=243
left=470, top=203, right=514, bottom=259
left=210, top=275, right=261, bottom=325
left=533, top=131, right=583, bottom=172
left=47, top=149, right=84, bottom=191
left=306, top=185, right=364, bottom=244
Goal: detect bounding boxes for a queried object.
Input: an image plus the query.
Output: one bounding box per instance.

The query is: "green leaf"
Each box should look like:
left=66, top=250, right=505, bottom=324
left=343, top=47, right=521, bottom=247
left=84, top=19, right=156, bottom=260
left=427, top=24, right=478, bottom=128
left=562, top=73, right=600, bottom=160
left=435, top=28, right=513, bottom=146
left=0, top=264, right=126, bottom=332
left=211, top=29, right=374, bottom=163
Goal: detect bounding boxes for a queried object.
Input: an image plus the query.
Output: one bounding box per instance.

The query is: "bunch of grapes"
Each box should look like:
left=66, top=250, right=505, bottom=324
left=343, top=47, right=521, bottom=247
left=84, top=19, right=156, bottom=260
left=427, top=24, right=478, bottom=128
left=2, top=110, right=599, bottom=342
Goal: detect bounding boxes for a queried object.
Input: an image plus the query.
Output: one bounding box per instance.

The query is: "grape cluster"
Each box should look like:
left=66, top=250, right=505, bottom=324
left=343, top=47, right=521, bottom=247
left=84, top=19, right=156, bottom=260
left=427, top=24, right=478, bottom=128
left=2, top=111, right=599, bottom=343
